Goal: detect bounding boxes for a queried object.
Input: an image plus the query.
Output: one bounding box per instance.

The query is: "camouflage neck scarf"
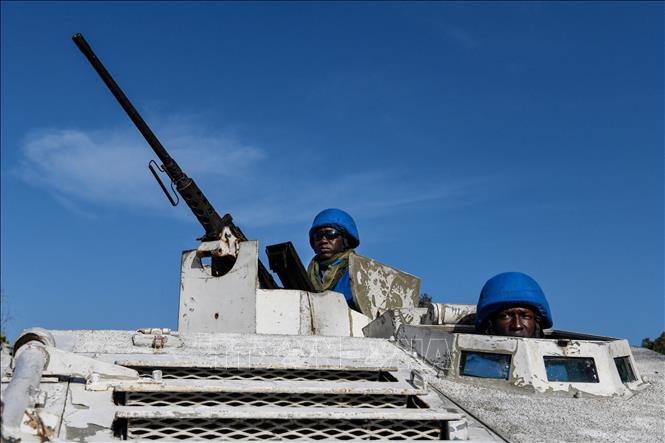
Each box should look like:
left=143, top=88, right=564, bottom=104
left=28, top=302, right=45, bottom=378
left=307, top=249, right=355, bottom=292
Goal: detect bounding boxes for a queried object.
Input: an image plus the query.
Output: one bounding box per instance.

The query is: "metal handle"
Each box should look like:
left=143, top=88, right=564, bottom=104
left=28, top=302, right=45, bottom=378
left=148, top=160, right=179, bottom=206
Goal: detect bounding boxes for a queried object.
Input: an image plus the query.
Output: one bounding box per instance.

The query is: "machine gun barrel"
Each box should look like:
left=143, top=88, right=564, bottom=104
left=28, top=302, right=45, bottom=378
left=72, top=33, right=277, bottom=287
left=72, top=33, right=228, bottom=240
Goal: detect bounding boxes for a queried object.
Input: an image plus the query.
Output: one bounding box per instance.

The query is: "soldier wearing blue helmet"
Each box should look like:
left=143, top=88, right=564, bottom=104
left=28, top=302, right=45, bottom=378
left=307, top=208, right=360, bottom=310
left=475, top=272, right=553, bottom=338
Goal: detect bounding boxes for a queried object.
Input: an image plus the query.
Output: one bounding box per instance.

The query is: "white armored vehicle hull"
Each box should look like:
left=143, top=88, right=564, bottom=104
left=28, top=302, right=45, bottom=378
left=3, top=33, right=662, bottom=443
left=2, top=239, right=663, bottom=442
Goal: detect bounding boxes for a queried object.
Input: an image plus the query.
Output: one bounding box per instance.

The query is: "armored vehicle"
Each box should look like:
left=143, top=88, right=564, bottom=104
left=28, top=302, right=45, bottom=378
left=1, top=35, right=663, bottom=443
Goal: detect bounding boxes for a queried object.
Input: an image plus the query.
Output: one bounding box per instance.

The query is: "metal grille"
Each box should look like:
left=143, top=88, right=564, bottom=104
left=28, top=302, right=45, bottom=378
left=122, top=418, right=444, bottom=440
left=121, top=392, right=421, bottom=409
left=129, top=367, right=396, bottom=382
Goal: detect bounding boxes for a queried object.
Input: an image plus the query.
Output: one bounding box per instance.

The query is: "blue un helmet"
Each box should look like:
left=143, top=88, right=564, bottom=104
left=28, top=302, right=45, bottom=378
left=309, top=208, right=360, bottom=249
left=475, top=272, right=553, bottom=332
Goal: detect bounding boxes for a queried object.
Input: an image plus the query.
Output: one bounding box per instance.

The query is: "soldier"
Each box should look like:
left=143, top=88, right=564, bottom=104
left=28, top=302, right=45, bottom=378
left=307, top=208, right=360, bottom=310
left=475, top=272, right=553, bottom=338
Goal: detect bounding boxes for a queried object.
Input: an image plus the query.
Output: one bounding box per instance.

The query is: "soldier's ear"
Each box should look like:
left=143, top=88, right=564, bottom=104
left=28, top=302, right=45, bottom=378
left=343, top=237, right=349, bottom=249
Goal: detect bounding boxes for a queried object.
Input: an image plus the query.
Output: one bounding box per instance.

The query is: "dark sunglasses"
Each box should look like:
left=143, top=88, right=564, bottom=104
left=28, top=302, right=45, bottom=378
left=313, top=229, right=343, bottom=241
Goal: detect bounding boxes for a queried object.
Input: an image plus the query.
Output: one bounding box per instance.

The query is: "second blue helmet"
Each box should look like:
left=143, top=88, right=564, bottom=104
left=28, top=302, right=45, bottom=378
left=309, top=208, right=360, bottom=249
left=475, top=272, right=553, bottom=331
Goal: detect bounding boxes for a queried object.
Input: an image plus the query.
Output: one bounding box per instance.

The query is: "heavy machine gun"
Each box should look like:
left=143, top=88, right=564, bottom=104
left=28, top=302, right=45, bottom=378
left=72, top=33, right=276, bottom=288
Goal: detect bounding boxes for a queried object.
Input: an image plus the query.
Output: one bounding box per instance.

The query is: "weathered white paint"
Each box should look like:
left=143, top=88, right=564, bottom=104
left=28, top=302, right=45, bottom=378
left=363, top=308, right=429, bottom=338
left=309, top=290, right=364, bottom=337
left=398, top=324, right=647, bottom=397
left=18, top=408, right=59, bottom=441
left=178, top=241, right=371, bottom=338
left=44, top=346, right=139, bottom=379
left=424, top=303, right=476, bottom=325
left=114, top=405, right=464, bottom=421
left=255, top=289, right=306, bottom=335
left=4, top=237, right=655, bottom=442
left=1, top=344, right=46, bottom=432
left=350, top=255, right=420, bottom=319
left=178, top=241, right=259, bottom=334
left=196, top=226, right=239, bottom=259
left=87, top=378, right=425, bottom=395
left=255, top=289, right=371, bottom=337
left=61, top=383, right=116, bottom=441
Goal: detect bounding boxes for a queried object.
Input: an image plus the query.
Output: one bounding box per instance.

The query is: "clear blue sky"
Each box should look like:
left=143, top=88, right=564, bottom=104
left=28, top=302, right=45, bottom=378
left=1, top=1, right=663, bottom=345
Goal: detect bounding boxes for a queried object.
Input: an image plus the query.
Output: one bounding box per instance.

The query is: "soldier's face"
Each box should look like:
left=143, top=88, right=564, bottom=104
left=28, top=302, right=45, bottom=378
left=313, top=228, right=346, bottom=260
left=491, top=306, right=538, bottom=338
